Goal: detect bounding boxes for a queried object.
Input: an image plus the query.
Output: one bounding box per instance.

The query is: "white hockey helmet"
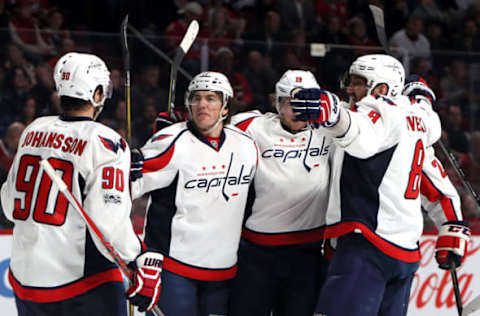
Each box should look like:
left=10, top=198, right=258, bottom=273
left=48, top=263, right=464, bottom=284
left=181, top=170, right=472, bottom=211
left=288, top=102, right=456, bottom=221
left=349, top=54, right=405, bottom=98
left=54, top=52, right=112, bottom=107
left=275, top=70, right=320, bottom=112
left=185, top=71, right=233, bottom=108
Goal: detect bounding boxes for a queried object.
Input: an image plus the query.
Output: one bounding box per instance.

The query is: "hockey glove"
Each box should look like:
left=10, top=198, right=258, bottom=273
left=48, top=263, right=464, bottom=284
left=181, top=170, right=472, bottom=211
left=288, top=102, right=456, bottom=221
left=153, top=109, right=189, bottom=134
left=290, top=88, right=322, bottom=121
left=435, top=220, right=471, bottom=270
left=130, top=148, right=144, bottom=182
left=315, top=90, right=341, bottom=127
left=402, top=75, right=436, bottom=108
left=127, top=251, right=164, bottom=312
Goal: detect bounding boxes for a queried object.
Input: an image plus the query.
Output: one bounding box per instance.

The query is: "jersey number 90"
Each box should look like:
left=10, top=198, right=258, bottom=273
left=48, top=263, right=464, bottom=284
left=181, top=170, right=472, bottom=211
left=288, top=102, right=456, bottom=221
left=13, top=155, right=73, bottom=226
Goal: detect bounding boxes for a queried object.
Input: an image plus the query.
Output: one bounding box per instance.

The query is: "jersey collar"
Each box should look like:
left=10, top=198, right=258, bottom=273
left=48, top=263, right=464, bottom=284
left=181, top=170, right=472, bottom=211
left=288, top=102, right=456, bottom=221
left=59, top=114, right=94, bottom=122
left=187, top=121, right=226, bottom=151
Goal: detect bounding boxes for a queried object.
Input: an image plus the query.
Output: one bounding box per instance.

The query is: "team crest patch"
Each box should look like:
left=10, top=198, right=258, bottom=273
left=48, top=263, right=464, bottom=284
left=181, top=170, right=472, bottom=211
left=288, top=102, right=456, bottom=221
left=104, top=193, right=121, bottom=204
left=151, top=134, right=172, bottom=142
left=98, top=136, right=127, bottom=153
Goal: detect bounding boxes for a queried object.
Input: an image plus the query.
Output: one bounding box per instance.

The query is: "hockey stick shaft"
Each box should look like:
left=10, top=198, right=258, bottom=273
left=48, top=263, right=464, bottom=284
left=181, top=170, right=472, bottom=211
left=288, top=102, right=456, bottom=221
left=121, top=15, right=132, bottom=143
left=450, top=263, right=463, bottom=316
left=167, top=20, right=199, bottom=116
left=464, top=293, right=480, bottom=315
left=39, top=159, right=164, bottom=316
left=127, top=24, right=193, bottom=81
left=368, top=4, right=480, bottom=208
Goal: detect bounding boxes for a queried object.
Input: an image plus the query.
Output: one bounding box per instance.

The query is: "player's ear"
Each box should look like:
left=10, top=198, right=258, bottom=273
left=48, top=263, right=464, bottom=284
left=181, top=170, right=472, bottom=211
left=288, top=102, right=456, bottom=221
left=373, top=84, right=388, bottom=96
left=93, top=86, right=104, bottom=104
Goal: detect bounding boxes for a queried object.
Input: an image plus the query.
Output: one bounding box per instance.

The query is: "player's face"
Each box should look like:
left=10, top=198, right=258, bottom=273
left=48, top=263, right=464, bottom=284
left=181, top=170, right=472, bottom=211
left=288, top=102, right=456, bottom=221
left=279, top=97, right=307, bottom=132
left=347, top=75, right=368, bottom=102
left=190, top=91, right=227, bottom=133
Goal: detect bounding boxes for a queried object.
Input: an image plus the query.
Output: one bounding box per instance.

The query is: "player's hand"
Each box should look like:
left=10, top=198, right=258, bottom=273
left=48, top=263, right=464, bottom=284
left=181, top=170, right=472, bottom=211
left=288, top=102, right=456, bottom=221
left=127, top=251, right=163, bottom=312
left=130, top=148, right=144, bottom=182
left=402, top=75, right=436, bottom=109
left=435, top=220, right=471, bottom=270
left=290, top=88, right=322, bottom=121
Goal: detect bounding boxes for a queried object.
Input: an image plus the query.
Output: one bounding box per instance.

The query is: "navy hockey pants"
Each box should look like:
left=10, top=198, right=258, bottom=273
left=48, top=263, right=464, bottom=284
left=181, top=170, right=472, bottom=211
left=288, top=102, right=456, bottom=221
left=317, top=233, right=420, bottom=316
left=148, top=269, right=230, bottom=316
left=15, top=281, right=127, bottom=316
left=229, top=239, right=328, bottom=316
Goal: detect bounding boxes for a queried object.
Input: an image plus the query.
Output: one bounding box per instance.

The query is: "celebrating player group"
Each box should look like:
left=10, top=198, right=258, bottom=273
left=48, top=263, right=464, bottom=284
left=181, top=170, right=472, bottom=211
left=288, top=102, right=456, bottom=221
left=0, top=43, right=471, bottom=316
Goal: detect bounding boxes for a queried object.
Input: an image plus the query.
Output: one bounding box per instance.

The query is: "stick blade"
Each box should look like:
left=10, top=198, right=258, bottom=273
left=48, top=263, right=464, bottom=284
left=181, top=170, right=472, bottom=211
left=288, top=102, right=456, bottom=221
left=120, top=15, right=129, bottom=52
left=464, top=295, right=480, bottom=315
left=179, top=20, right=199, bottom=54
left=369, top=5, right=385, bottom=28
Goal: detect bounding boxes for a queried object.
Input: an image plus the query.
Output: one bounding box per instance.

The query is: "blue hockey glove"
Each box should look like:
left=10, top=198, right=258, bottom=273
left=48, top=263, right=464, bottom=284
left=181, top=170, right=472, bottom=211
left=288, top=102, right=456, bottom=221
left=290, top=88, right=322, bottom=121
left=130, top=148, right=144, bottom=181
left=435, top=220, right=471, bottom=270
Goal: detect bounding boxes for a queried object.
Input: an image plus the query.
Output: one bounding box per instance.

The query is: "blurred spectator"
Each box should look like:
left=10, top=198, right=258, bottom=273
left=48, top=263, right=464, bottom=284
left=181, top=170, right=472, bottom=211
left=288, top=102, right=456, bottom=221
left=3, top=43, right=36, bottom=84
left=315, top=14, right=349, bottom=45
left=439, top=60, right=471, bottom=115
left=48, top=90, right=61, bottom=115
left=443, top=104, right=470, bottom=155
left=47, top=37, right=76, bottom=68
left=206, top=7, right=236, bottom=52
left=1, top=66, right=34, bottom=131
left=242, top=10, right=284, bottom=67
left=389, top=15, right=431, bottom=61
left=275, top=0, right=318, bottom=39
left=315, top=0, right=349, bottom=26
left=459, top=131, right=480, bottom=193
left=101, top=68, right=124, bottom=121
left=41, top=8, right=70, bottom=52
left=345, top=16, right=376, bottom=57
left=132, top=64, right=167, bottom=115
left=0, top=121, right=25, bottom=228
left=8, top=0, right=56, bottom=61
left=31, top=61, right=54, bottom=111
left=454, top=18, right=480, bottom=52
left=384, top=0, right=410, bottom=37
left=242, top=50, right=276, bottom=113
left=17, top=95, right=37, bottom=126
left=424, top=20, right=450, bottom=69
left=282, top=29, right=316, bottom=73
left=133, top=97, right=158, bottom=145
left=213, top=46, right=253, bottom=113
left=411, top=0, right=448, bottom=23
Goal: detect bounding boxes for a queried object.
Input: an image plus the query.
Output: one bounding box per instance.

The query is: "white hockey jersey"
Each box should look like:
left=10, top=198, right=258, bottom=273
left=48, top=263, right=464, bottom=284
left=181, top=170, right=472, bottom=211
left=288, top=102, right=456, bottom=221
left=326, top=94, right=445, bottom=262
left=0, top=115, right=141, bottom=302
left=232, top=111, right=332, bottom=245
left=132, top=121, right=257, bottom=281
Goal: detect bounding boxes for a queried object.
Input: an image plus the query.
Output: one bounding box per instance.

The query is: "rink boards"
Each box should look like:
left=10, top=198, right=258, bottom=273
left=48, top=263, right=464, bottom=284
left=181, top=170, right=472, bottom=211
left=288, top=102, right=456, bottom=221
left=0, top=231, right=479, bottom=316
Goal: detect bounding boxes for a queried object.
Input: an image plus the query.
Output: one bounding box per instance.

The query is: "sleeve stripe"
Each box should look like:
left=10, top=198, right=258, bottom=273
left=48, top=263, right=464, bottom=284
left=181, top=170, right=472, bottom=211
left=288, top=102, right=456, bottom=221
left=235, top=117, right=256, bottom=131
left=420, top=173, right=458, bottom=221
left=143, top=145, right=175, bottom=174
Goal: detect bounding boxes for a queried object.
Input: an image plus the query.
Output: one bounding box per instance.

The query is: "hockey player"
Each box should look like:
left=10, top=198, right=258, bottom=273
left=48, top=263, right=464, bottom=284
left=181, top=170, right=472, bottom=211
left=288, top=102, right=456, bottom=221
left=228, top=70, right=333, bottom=316
left=0, top=52, right=162, bottom=316
left=130, top=71, right=258, bottom=316
left=300, top=54, right=471, bottom=315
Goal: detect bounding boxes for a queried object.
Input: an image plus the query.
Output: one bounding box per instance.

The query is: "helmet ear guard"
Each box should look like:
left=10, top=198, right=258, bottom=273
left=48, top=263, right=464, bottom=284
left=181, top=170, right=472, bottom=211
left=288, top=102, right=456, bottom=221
left=275, top=70, right=320, bottom=113
left=54, top=52, right=112, bottom=108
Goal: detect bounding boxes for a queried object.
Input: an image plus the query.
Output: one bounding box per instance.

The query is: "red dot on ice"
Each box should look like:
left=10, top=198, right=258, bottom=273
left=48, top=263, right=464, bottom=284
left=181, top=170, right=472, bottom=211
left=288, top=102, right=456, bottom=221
left=280, top=138, right=283, bottom=142
left=290, top=138, right=294, bottom=142
left=222, top=165, right=225, bottom=168
left=202, top=167, right=206, bottom=170
left=302, top=137, right=306, bottom=141
left=212, top=166, right=216, bottom=169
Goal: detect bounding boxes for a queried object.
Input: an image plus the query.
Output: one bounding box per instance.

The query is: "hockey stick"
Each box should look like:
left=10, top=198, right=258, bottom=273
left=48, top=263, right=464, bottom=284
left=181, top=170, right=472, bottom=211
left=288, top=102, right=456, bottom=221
left=369, top=5, right=468, bottom=315
left=368, top=4, right=480, bottom=208
left=121, top=15, right=132, bottom=143
left=39, top=159, right=165, bottom=316
left=127, top=23, right=193, bottom=81
left=464, top=293, right=480, bottom=315
left=167, top=19, right=199, bottom=117
left=450, top=263, right=463, bottom=316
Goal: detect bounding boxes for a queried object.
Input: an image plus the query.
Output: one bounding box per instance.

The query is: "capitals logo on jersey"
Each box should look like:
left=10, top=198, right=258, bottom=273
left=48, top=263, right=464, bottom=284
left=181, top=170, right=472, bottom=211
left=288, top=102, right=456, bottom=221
left=184, top=152, right=253, bottom=201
